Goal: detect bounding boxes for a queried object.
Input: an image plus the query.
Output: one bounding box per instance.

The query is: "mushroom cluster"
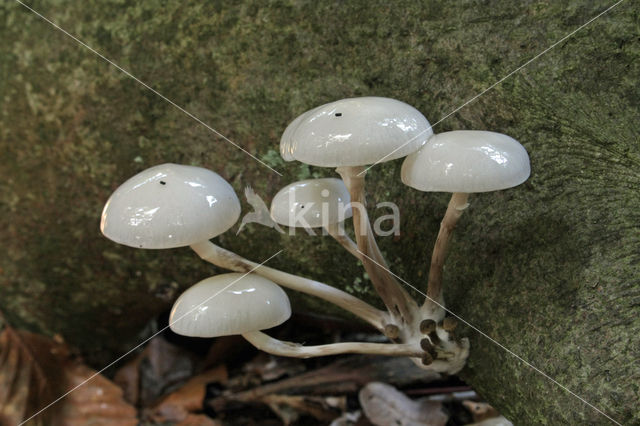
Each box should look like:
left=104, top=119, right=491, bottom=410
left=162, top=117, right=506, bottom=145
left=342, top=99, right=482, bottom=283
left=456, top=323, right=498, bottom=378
left=101, top=96, right=530, bottom=374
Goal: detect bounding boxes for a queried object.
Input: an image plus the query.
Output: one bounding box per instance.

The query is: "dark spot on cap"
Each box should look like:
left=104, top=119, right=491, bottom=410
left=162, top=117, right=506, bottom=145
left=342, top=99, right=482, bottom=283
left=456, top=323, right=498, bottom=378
left=160, top=181, right=166, bottom=185
left=335, top=112, right=342, bottom=117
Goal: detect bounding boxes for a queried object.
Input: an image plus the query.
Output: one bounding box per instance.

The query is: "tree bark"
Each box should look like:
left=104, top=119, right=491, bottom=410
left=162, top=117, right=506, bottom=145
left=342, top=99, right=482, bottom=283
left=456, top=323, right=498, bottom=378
left=0, top=1, right=637, bottom=424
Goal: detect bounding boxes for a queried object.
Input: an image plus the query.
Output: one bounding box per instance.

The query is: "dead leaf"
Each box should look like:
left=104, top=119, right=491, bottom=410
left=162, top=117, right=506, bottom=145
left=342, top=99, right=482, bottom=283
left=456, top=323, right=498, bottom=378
left=113, top=351, right=144, bottom=405
left=147, top=365, right=227, bottom=423
left=359, top=382, right=448, bottom=426
left=139, top=336, right=199, bottom=407
left=0, top=326, right=137, bottom=426
left=58, top=361, right=137, bottom=426
left=0, top=327, right=55, bottom=425
left=114, top=334, right=204, bottom=409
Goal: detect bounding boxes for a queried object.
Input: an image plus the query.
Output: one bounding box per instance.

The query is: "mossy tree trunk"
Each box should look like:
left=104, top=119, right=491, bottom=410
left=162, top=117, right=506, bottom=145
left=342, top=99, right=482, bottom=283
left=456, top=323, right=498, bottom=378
left=1, top=1, right=638, bottom=424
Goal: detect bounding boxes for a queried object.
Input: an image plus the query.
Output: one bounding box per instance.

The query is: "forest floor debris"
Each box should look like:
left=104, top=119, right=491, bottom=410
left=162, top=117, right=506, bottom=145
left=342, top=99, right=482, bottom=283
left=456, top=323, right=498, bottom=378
left=0, top=312, right=510, bottom=425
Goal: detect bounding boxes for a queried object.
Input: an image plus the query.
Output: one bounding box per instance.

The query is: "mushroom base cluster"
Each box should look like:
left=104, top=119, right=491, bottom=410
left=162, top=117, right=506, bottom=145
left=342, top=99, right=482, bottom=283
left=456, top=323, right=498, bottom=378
left=100, top=96, right=530, bottom=375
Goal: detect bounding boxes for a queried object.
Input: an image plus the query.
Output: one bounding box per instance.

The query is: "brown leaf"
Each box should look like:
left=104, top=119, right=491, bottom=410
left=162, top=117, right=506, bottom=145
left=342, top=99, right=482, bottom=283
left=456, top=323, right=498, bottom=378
left=114, top=334, right=203, bottom=409
left=0, top=327, right=137, bottom=426
left=147, top=365, right=227, bottom=423
left=139, top=336, right=199, bottom=407
left=113, top=351, right=144, bottom=405
left=58, top=362, right=137, bottom=425
left=0, top=327, right=60, bottom=425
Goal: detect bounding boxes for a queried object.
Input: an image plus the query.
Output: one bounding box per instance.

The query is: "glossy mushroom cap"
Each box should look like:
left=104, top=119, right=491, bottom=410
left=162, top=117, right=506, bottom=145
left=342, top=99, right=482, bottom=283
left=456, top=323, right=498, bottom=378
left=100, top=163, right=240, bottom=249
left=280, top=97, right=432, bottom=167
left=401, top=131, right=530, bottom=193
left=270, top=178, right=352, bottom=228
left=169, top=273, right=291, bottom=337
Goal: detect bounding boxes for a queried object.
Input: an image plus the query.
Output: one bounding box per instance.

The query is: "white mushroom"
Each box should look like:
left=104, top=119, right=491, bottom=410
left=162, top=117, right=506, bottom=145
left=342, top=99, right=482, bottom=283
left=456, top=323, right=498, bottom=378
left=170, top=273, right=421, bottom=359
left=100, top=164, right=386, bottom=330
left=401, top=130, right=530, bottom=193
left=99, top=160, right=465, bottom=370
left=279, top=97, right=428, bottom=325
left=400, top=130, right=530, bottom=311
left=270, top=178, right=351, bottom=229
left=270, top=178, right=361, bottom=259
left=281, top=97, right=431, bottom=167
left=100, top=163, right=240, bottom=249
left=169, top=273, right=291, bottom=337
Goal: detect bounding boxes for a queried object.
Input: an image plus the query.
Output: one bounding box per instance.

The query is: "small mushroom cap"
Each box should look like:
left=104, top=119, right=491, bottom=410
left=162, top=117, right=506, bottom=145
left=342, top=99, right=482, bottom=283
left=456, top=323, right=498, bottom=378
left=280, top=97, right=432, bottom=167
left=270, top=178, right=352, bottom=228
left=401, top=130, right=530, bottom=193
left=100, top=163, right=240, bottom=249
left=169, top=273, right=291, bottom=338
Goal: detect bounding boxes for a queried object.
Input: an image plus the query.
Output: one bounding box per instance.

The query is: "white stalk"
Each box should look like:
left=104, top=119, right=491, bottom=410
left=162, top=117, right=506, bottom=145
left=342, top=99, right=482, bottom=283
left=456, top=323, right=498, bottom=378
left=422, top=192, right=469, bottom=312
left=324, top=222, right=364, bottom=261
left=242, top=330, right=422, bottom=358
left=336, top=166, right=418, bottom=325
left=190, top=240, right=389, bottom=331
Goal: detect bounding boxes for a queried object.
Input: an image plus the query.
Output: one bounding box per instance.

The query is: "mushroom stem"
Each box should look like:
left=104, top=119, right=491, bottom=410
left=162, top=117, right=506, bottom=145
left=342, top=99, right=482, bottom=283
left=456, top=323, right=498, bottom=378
left=423, top=192, right=469, bottom=310
left=336, top=166, right=418, bottom=325
left=190, top=240, right=388, bottom=330
left=324, top=222, right=364, bottom=261
left=241, top=330, right=422, bottom=358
